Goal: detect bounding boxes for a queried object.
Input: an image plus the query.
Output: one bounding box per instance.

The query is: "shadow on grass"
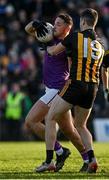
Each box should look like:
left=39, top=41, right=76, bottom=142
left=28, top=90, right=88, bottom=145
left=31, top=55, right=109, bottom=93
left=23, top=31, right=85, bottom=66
left=0, top=171, right=109, bottom=179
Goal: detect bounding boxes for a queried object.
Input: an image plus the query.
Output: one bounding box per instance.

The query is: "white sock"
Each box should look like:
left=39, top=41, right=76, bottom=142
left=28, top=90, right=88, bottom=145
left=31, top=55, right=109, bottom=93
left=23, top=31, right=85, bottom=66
left=56, top=147, right=63, bottom=156
left=84, top=160, right=89, bottom=164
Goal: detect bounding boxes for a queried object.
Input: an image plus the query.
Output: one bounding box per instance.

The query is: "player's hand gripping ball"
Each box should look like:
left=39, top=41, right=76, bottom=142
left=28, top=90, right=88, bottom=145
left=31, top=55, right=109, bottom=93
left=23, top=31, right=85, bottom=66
left=33, top=21, right=54, bottom=43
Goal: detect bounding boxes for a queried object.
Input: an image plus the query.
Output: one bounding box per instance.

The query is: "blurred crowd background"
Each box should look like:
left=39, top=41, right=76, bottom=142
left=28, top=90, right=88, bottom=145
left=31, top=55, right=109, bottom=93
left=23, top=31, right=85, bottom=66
left=0, top=0, right=109, bottom=141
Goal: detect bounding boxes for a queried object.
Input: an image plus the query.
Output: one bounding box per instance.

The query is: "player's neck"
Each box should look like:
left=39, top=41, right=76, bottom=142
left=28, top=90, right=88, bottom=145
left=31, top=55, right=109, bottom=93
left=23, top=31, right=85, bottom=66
left=81, top=26, right=94, bottom=32
left=58, top=33, right=68, bottom=40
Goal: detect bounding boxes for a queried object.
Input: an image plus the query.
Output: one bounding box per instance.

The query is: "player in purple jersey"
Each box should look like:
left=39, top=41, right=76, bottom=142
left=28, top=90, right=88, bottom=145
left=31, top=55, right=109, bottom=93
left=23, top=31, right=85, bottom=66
left=25, top=14, right=87, bottom=172
left=43, top=39, right=69, bottom=90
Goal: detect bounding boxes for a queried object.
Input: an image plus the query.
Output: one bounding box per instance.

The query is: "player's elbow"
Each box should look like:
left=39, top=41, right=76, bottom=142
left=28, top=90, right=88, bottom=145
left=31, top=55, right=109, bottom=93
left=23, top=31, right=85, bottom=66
left=25, top=24, right=31, bottom=34
left=25, top=25, right=29, bottom=33
left=25, top=22, right=35, bottom=36
left=101, top=67, right=108, bottom=80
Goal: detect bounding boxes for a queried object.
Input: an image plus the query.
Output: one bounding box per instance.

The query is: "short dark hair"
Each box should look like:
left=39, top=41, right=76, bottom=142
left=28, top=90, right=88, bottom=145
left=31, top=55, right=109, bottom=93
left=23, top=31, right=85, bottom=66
left=80, top=8, right=98, bottom=27
left=58, top=13, right=73, bottom=27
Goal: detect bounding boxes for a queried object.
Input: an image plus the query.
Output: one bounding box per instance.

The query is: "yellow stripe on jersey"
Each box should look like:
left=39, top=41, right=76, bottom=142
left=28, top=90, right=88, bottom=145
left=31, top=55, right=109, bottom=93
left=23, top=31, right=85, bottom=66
left=59, top=79, right=71, bottom=97
left=92, top=60, right=98, bottom=82
left=77, top=33, right=83, bottom=80
left=85, top=38, right=92, bottom=82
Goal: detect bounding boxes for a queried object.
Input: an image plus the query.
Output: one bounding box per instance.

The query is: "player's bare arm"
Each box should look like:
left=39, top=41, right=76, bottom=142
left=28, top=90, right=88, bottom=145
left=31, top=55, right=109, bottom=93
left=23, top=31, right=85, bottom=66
left=25, top=21, right=36, bottom=36
left=47, top=43, right=65, bottom=55
left=101, top=66, right=109, bottom=101
left=101, top=67, right=109, bottom=90
left=68, top=57, right=72, bottom=70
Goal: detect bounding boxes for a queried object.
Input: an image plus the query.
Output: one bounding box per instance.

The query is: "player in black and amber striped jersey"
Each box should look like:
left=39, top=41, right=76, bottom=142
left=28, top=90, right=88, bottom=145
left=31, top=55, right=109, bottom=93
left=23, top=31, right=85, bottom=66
left=61, top=30, right=104, bottom=83
left=101, top=50, right=109, bottom=101
left=45, top=8, right=105, bottom=173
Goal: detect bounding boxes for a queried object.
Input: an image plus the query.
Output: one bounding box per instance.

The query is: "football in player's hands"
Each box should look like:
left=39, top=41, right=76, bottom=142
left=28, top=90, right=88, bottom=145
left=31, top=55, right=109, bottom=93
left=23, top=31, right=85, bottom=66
left=33, top=21, right=53, bottom=43
left=32, top=21, right=48, bottom=36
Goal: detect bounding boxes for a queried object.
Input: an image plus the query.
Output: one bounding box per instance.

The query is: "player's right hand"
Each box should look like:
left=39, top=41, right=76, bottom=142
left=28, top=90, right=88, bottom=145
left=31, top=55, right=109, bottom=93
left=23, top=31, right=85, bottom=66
left=32, top=20, right=48, bottom=37
left=37, top=41, right=53, bottom=51
left=104, top=89, right=109, bottom=102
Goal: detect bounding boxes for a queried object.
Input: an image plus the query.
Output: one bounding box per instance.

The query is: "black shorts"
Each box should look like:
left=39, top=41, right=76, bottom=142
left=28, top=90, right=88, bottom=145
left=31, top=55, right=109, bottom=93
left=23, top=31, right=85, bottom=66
left=59, top=79, right=98, bottom=109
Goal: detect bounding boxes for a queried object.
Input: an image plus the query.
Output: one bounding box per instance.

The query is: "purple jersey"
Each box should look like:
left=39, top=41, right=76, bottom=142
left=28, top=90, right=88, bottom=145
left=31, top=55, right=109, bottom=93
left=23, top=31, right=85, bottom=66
left=43, top=38, right=69, bottom=89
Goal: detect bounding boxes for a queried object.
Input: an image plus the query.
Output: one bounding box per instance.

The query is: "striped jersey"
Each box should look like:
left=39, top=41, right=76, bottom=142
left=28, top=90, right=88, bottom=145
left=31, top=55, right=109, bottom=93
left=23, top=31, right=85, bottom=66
left=62, top=29, right=104, bottom=84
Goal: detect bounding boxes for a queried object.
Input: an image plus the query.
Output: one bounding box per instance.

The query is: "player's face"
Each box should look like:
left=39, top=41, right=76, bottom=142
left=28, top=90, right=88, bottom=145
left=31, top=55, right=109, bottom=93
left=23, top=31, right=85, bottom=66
left=53, top=17, right=68, bottom=38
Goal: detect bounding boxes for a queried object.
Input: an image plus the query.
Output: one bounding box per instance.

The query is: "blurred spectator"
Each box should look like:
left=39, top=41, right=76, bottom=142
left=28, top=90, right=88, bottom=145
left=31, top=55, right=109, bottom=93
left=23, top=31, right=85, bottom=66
left=0, top=83, right=8, bottom=140
left=65, top=1, right=80, bottom=31
left=98, top=0, right=109, bottom=40
left=0, top=29, right=8, bottom=56
left=96, top=27, right=109, bottom=50
left=3, top=83, right=25, bottom=141
left=18, top=9, right=28, bottom=29
left=7, top=49, right=22, bottom=83
left=0, top=83, right=8, bottom=119
left=7, top=19, right=24, bottom=43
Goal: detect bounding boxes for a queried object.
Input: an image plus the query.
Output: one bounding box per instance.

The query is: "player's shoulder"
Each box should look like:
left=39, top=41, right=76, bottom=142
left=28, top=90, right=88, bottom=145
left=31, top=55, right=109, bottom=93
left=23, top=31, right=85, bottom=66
left=67, top=30, right=78, bottom=37
left=71, top=31, right=79, bottom=36
left=72, top=31, right=85, bottom=38
left=67, top=31, right=78, bottom=41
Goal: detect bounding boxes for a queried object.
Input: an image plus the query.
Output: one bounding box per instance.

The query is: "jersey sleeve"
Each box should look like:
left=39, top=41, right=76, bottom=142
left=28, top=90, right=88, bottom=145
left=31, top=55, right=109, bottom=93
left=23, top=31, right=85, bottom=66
left=102, top=50, right=109, bottom=68
left=62, top=34, right=71, bottom=47
left=61, top=31, right=75, bottom=57
left=61, top=31, right=73, bottom=47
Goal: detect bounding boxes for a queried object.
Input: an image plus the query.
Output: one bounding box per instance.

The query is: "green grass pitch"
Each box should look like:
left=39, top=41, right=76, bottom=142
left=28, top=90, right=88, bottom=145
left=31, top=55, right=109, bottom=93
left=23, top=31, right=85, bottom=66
left=0, top=141, right=109, bottom=179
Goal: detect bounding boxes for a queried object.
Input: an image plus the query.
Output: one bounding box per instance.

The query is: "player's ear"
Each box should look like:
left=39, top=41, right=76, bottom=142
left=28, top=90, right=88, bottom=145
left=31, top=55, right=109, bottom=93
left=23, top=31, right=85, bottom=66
left=83, top=18, right=86, bottom=26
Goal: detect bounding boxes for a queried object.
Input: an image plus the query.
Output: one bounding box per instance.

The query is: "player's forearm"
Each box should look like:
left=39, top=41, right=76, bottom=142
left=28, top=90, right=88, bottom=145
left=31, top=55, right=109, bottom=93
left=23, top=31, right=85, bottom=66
left=25, top=21, right=35, bottom=36
left=47, top=45, right=57, bottom=55
left=101, top=67, right=109, bottom=90
left=68, top=57, right=72, bottom=71
left=47, top=43, right=65, bottom=56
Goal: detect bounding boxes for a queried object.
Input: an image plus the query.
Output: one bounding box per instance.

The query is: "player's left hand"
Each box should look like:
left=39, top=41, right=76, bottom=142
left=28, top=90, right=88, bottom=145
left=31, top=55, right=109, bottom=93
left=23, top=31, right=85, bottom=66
left=104, top=89, right=109, bottom=102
